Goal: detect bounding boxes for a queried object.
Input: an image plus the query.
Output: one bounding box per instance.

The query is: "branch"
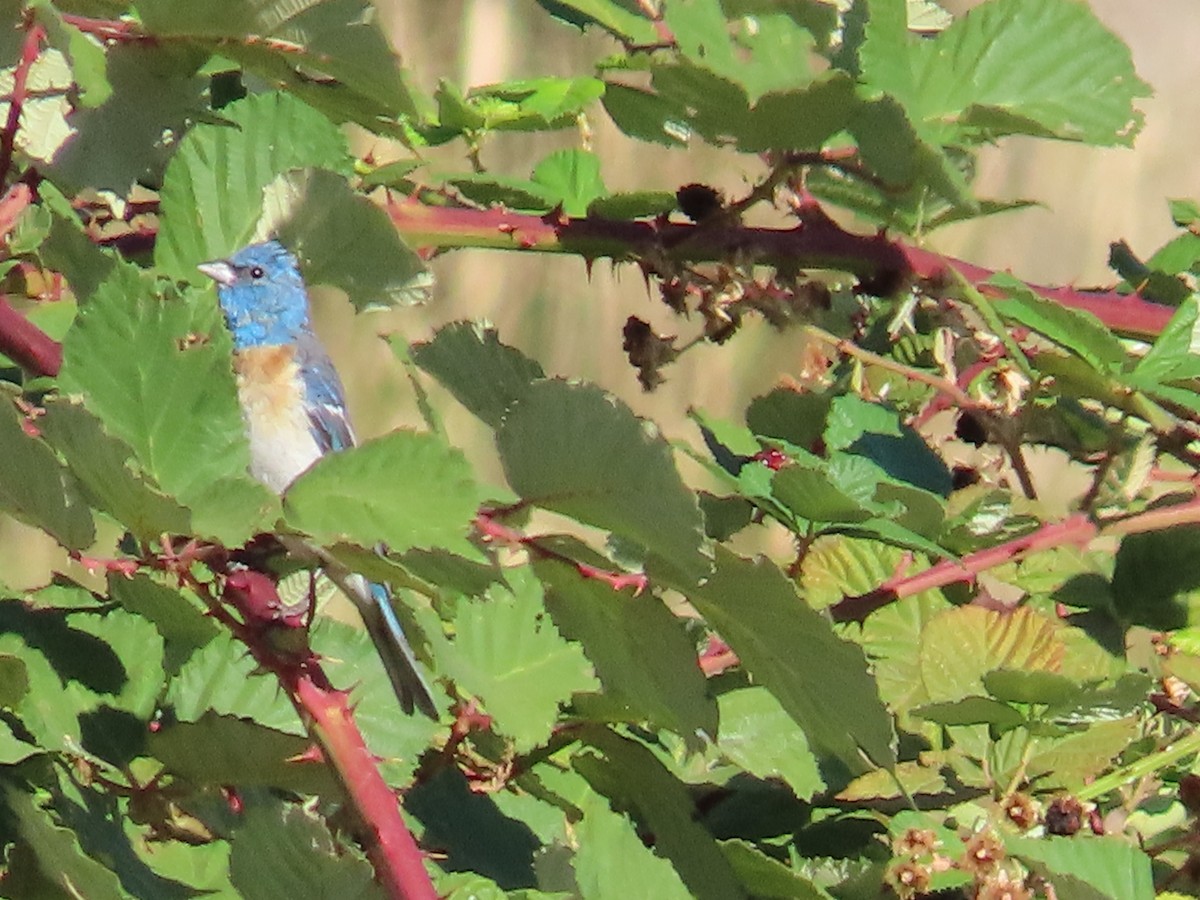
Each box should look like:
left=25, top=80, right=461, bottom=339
left=385, top=196, right=1175, bottom=339
left=218, top=571, right=438, bottom=900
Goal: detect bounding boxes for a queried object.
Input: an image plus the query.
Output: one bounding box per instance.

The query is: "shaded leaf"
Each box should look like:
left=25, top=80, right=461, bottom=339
left=150, top=714, right=339, bottom=794
left=716, top=687, right=825, bottom=801
left=683, top=549, right=895, bottom=779
left=573, top=788, right=692, bottom=900
left=538, top=559, right=717, bottom=744
left=1, top=784, right=128, bottom=900
left=575, top=727, right=745, bottom=900
left=1112, top=525, right=1200, bottom=629
left=38, top=400, right=190, bottom=542
left=720, top=839, right=834, bottom=899
left=155, top=91, right=350, bottom=280
left=498, top=379, right=710, bottom=583
left=258, top=167, right=433, bottom=310
left=0, top=396, right=94, bottom=550
left=228, top=798, right=383, bottom=900
left=409, top=321, right=546, bottom=429
left=992, top=273, right=1127, bottom=373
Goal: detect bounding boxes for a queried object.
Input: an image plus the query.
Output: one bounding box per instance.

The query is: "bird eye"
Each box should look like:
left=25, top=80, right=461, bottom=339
left=248, top=265, right=266, bottom=280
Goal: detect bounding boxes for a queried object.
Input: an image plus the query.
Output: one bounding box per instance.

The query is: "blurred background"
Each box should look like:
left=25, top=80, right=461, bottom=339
left=6, top=0, right=1200, bottom=587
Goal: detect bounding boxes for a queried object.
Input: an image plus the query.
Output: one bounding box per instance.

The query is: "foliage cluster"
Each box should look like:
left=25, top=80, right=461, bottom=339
left=1, top=1, right=1200, bottom=898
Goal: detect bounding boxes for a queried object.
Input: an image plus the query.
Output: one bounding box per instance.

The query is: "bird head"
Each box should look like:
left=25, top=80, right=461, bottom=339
left=198, top=240, right=311, bottom=348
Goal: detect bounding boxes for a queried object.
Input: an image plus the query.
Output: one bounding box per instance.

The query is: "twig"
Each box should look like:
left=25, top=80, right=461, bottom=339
left=803, top=324, right=987, bottom=412
left=827, top=514, right=1098, bottom=623
left=828, top=490, right=1200, bottom=623
left=60, top=13, right=152, bottom=43
left=0, top=293, right=61, bottom=376
left=0, top=16, right=44, bottom=189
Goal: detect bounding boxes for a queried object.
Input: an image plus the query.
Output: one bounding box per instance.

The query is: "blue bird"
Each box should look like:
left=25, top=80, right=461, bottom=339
left=198, top=240, right=438, bottom=718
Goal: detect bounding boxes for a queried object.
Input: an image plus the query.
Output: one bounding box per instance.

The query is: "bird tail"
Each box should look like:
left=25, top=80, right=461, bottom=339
left=344, top=575, right=439, bottom=718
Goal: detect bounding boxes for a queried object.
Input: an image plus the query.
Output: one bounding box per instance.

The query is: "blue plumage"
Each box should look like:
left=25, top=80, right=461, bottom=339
left=199, top=241, right=438, bottom=718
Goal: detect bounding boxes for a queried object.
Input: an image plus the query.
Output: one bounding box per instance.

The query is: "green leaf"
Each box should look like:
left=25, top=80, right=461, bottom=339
left=572, top=788, right=692, bottom=900
left=1132, top=296, right=1200, bottom=384
left=835, top=761, right=948, bottom=802
left=150, top=714, right=339, bottom=794
left=992, top=274, right=1127, bottom=373
left=0, top=396, right=94, bottom=550
left=768, top=458, right=873, bottom=524
left=443, top=172, right=559, bottom=211
left=535, top=0, right=660, bottom=43
left=800, top=536, right=928, bottom=610
left=858, top=590, right=951, bottom=724
left=982, top=669, right=1081, bottom=706
left=138, top=0, right=418, bottom=134
left=919, top=606, right=1065, bottom=703
left=746, top=388, right=830, bottom=450
left=409, top=321, right=546, bottom=429
left=428, top=568, right=597, bottom=751
left=663, top=0, right=817, bottom=102
left=38, top=400, right=191, bottom=542
left=37, top=4, right=111, bottom=109
left=860, top=0, right=1150, bottom=147
left=531, top=149, right=607, bottom=216
left=66, top=605, right=165, bottom=720
left=155, top=91, right=351, bottom=280
left=716, top=687, right=825, bottom=801
left=285, top=429, right=482, bottom=556
left=0, top=48, right=74, bottom=164
left=602, top=82, right=693, bottom=147
left=1111, top=525, right=1200, bottom=629
left=0, top=718, right=38, bottom=764
left=1025, top=717, right=1140, bottom=791
left=911, top=696, right=1025, bottom=730
left=58, top=263, right=277, bottom=544
left=228, top=798, right=384, bottom=900
left=497, top=379, right=710, bottom=584
left=1006, top=835, right=1153, bottom=900
left=537, top=559, right=717, bottom=744
left=720, top=839, right=834, bottom=899
left=684, top=549, right=895, bottom=778
left=166, top=631, right=303, bottom=734
left=258, top=168, right=433, bottom=310
left=587, top=190, right=677, bottom=219
left=467, top=76, right=606, bottom=132
left=575, top=727, right=745, bottom=900
left=108, top=573, right=217, bottom=675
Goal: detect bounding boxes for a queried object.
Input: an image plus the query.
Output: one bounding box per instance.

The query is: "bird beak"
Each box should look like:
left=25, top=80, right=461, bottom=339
left=197, top=259, right=237, bottom=286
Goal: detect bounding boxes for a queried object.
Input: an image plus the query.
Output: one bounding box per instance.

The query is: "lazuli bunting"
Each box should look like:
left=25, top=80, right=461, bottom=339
left=199, top=240, right=438, bottom=718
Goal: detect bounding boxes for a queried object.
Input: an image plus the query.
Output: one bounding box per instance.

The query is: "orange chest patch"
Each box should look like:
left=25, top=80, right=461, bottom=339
left=234, top=345, right=305, bottom=422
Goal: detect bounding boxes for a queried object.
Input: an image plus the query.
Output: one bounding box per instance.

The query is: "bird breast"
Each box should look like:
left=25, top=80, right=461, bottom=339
left=234, top=345, right=324, bottom=493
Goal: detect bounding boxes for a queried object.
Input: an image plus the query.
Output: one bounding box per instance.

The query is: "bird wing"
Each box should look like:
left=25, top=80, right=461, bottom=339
left=295, top=333, right=357, bottom=453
